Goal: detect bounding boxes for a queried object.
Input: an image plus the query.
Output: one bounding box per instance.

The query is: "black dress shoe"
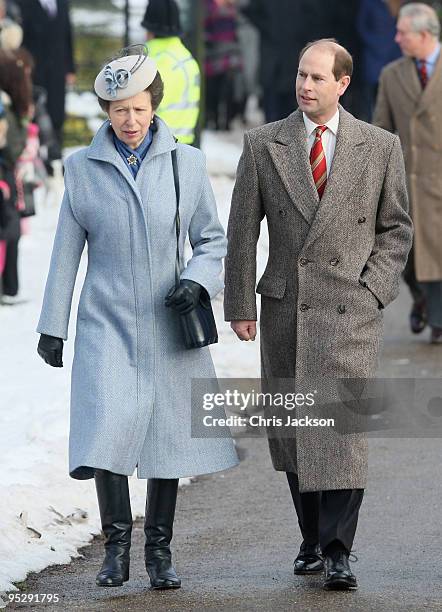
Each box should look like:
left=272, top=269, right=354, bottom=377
left=431, top=327, right=442, bottom=344
left=410, top=300, right=427, bottom=334
left=323, top=550, right=357, bottom=590
left=294, top=542, right=324, bottom=575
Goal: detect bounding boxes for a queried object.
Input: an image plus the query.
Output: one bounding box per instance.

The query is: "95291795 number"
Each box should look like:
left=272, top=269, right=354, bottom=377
left=6, top=593, right=60, bottom=604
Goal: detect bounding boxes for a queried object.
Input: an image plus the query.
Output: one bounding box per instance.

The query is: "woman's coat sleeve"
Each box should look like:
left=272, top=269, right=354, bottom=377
left=36, top=189, right=86, bottom=340
left=180, top=164, right=227, bottom=299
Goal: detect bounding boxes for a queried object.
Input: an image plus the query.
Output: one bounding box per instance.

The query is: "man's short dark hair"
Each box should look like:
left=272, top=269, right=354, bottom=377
left=299, top=38, right=354, bottom=80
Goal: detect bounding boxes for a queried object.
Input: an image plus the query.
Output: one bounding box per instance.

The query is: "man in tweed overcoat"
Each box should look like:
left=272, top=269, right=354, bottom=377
left=224, top=39, right=413, bottom=590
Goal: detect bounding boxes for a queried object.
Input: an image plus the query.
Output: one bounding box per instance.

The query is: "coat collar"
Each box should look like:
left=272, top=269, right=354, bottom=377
left=396, top=56, right=422, bottom=103
left=87, top=116, right=177, bottom=201
left=87, top=115, right=177, bottom=166
left=394, top=53, right=442, bottom=115
left=415, top=51, right=442, bottom=116
left=267, top=106, right=372, bottom=249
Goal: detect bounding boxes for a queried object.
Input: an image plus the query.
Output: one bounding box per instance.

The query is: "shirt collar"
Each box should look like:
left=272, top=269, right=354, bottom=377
left=303, top=109, right=340, bottom=138
left=417, top=42, right=441, bottom=66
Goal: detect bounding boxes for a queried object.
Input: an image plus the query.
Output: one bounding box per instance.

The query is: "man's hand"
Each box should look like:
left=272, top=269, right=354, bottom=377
left=231, top=320, right=257, bottom=341
left=37, top=334, right=63, bottom=367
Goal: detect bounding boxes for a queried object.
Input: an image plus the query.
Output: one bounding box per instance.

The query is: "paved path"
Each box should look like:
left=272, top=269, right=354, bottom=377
left=6, top=288, right=442, bottom=612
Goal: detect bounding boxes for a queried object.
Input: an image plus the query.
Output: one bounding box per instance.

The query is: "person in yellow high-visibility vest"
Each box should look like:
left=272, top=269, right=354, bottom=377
left=142, top=0, right=200, bottom=146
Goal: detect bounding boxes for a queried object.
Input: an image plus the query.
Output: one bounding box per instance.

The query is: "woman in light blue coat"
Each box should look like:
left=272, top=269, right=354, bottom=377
left=36, top=47, right=238, bottom=590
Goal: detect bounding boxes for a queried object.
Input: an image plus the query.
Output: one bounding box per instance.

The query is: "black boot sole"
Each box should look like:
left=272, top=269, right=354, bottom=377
left=96, top=568, right=129, bottom=587
left=294, top=567, right=324, bottom=575
left=96, top=579, right=126, bottom=587
left=149, top=579, right=181, bottom=590
left=323, top=577, right=357, bottom=590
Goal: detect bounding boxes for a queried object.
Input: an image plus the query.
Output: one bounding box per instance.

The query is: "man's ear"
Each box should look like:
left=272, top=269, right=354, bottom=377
left=338, top=75, right=351, bottom=97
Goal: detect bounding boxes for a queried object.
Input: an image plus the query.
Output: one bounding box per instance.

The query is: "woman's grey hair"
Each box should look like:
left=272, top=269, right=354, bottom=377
left=399, top=3, right=441, bottom=39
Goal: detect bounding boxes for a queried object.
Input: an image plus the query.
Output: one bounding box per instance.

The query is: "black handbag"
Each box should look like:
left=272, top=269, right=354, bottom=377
left=171, top=148, right=218, bottom=349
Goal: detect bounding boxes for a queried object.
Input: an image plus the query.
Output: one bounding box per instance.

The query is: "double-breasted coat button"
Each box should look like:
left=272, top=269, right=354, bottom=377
left=329, top=258, right=339, bottom=266
left=337, top=304, right=346, bottom=314
left=299, top=258, right=309, bottom=266
left=300, top=303, right=310, bottom=312
left=358, top=216, right=366, bottom=224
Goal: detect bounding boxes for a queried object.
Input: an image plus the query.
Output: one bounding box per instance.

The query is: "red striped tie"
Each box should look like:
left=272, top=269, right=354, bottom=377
left=418, top=60, right=428, bottom=88
left=310, top=125, right=328, bottom=199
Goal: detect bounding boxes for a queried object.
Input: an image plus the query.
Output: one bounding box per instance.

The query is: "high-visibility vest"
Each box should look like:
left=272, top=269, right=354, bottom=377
left=146, top=37, right=200, bottom=145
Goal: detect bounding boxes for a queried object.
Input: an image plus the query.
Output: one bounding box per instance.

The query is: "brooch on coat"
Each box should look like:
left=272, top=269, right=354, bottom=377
left=126, top=154, right=138, bottom=166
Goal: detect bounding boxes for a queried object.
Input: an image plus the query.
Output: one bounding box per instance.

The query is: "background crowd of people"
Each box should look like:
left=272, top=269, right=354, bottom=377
left=0, top=0, right=441, bottom=341
left=0, top=0, right=74, bottom=304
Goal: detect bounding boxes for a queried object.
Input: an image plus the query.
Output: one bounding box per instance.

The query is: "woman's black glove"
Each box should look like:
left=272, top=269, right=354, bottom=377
left=165, top=280, right=202, bottom=315
left=37, top=333, right=64, bottom=367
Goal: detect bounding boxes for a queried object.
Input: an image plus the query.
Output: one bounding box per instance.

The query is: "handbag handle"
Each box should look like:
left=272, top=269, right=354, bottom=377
left=171, top=148, right=181, bottom=290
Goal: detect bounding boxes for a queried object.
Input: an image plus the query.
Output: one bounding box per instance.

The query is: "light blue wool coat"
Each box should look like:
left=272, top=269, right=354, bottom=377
left=37, top=117, right=239, bottom=480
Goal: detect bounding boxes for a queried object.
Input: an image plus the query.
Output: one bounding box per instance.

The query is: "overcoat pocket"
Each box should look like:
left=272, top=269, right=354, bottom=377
left=256, top=273, right=287, bottom=299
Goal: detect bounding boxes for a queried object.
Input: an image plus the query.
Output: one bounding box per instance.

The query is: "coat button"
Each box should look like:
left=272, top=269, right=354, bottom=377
left=300, top=303, right=310, bottom=312
left=337, top=304, right=346, bottom=314
left=299, top=258, right=309, bottom=266
left=358, top=216, right=366, bottom=224
left=329, top=258, right=339, bottom=266
left=279, top=209, right=287, bottom=217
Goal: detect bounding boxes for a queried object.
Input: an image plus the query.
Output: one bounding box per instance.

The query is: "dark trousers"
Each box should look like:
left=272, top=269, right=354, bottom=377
left=403, top=245, right=424, bottom=304
left=404, top=245, right=442, bottom=328
left=205, top=72, right=235, bottom=131
left=286, top=472, right=364, bottom=555
left=1, top=238, right=19, bottom=296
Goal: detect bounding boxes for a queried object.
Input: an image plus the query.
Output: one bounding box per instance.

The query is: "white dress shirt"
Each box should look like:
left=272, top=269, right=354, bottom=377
left=39, top=0, right=57, bottom=17
left=303, top=110, right=340, bottom=177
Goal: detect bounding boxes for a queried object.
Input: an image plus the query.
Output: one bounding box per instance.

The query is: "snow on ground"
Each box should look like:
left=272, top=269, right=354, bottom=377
left=0, top=130, right=267, bottom=593
left=72, top=0, right=151, bottom=41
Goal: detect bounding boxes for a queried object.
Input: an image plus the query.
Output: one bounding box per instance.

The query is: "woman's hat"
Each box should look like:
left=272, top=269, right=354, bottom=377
left=94, top=51, right=158, bottom=101
left=141, top=0, right=182, bottom=37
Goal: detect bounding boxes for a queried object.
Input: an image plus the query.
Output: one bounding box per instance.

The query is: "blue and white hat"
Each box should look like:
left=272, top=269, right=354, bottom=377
left=94, top=51, right=158, bottom=101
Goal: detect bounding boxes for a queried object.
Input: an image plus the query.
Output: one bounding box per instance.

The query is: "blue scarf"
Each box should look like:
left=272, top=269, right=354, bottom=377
left=113, top=128, right=153, bottom=178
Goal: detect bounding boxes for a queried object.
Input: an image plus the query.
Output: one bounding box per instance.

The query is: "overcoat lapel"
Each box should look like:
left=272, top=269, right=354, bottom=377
left=415, top=52, right=442, bottom=116
left=304, top=107, right=372, bottom=249
left=267, top=107, right=373, bottom=247
left=267, top=111, right=319, bottom=225
left=396, top=57, right=422, bottom=105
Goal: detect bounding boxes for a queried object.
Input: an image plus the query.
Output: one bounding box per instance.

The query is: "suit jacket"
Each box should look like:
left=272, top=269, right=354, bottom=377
left=224, top=106, right=413, bottom=492
left=17, top=0, right=75, bottom=130
left=373, top=54, right=442, bottom=281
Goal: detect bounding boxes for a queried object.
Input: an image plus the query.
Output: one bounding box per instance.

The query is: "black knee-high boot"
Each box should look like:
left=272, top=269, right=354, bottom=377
left=94, top=469, right=132, bottom=587
left=144, top=478, right=181, bottom=589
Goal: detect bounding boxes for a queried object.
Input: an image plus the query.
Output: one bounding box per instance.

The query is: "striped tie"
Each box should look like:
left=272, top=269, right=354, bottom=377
left=310, top=125, right=328, bottom=199
left=418, top=60, right=428, bottom=88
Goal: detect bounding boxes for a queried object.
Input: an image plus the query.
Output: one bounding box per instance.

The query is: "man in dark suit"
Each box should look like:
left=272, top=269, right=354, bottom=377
left=17, top=0, right=75, bottom=161
left=224, top=39, right=412, bottom=590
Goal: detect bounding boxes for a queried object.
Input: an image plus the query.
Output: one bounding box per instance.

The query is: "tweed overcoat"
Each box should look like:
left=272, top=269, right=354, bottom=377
left=224, top=107, right=413, bottom=492
left=37, top=117, right=239, bottom=480
left=373, top=54, right=442, bottom=281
